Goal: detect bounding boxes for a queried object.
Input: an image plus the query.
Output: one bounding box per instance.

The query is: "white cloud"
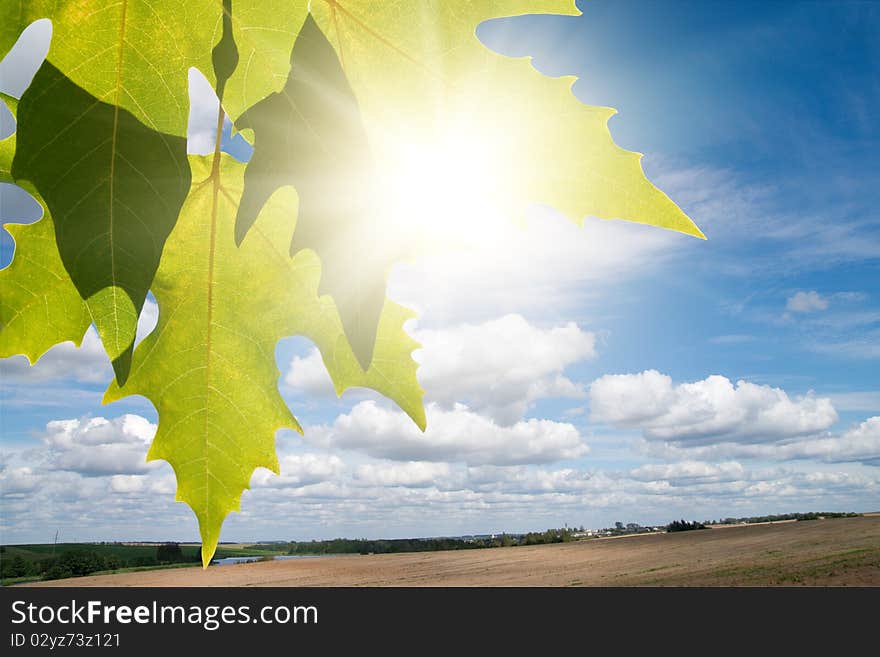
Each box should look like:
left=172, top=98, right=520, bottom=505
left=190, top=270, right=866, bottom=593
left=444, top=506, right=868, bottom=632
left=0, top=466, right=41, bottom=495
left=305, top=401, right=588, bottom=466
left=40, top=414, right=158, bottom=476
left=589, top=370, right=679, bottom=426
left=0, top=328, right=110, bottom=383
left=109, top=474, right=146, bottom=494
left=284, top=351, right=335, bottom=395
left=354, top=461, right=451, bottom=488
left=286, top=314, right=596, bottom=424
left=590, top=370, right=837, bottom=444
left=251, top=453, right=346, bottom=489
left=135, top=298, right=160, bottom=345
left=465, top=465, right=594, bottom=494
left=786, top=290, right=829, bottom=313
left=187, top=68, right=220, bottom=155
left=639, top=416, right=880, bottom=465
left=629, top=461, right=746, bottom=484
left=791, top=417, right=880, bottom=463
left=413, top=315, right=595, bottom=423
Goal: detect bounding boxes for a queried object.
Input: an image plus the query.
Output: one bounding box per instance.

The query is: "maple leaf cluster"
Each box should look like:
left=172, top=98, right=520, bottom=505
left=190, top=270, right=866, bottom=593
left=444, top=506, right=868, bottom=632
left=0, top=0, right=702, bottom=565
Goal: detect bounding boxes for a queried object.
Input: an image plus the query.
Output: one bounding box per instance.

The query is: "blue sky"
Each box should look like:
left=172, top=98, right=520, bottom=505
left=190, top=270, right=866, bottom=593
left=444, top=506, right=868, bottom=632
left=1, top=1, right=878, bottom=544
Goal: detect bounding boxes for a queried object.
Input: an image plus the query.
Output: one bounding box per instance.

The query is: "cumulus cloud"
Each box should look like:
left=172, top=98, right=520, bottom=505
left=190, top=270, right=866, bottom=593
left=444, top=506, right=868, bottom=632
left=629, top=460, right=746, bottom=484
left=413, top=315, right=595, bottom=423
left=0, top=328, right=110, bottom=383
left=590, top=370, right=837, bottom=444
left=286, top=314, right=595, bottom=424
left=354, top=461, right=451, bottom=488
left=108, top=475, right=145, bottom=494
left=305, top=401, right=588, bottom=466
left=0, top=466, right=41, bottom=495
left=639, top=417, right=880, bottom=465
left=285, top=351, right=336, bottom=396
left=786, top=290, right=829, bottom=313
left=105, top=472, right=177, bottom=497
left=251, top=454, right=346, bottom=489
left=465, top=465, right=593, bottom=494
left=40, top=414, right=158, bottom=476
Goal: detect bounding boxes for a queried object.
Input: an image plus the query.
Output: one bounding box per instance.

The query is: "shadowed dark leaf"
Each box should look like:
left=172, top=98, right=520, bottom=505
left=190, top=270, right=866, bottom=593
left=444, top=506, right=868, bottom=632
left=234, top=14, right=390, bottom=371
left=12, top=61, right=191, bottom=383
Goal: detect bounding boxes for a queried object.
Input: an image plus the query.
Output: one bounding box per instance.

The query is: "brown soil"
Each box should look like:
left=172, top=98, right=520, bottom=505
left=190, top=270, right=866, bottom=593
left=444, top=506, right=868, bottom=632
left=21, top=515, right=880, bottom=587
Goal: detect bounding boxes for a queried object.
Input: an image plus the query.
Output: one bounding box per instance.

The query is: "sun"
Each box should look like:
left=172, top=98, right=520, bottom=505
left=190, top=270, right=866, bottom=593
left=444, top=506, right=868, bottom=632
left=377, top=117, right=520, bottom=257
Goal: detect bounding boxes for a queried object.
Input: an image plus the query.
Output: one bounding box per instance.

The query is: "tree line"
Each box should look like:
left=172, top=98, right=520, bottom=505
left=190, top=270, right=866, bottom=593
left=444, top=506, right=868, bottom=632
left=665, top=519, right=707, bottom=533
left=706, top=511, right=859, bottom=525
left=256, top=528, right=580, bottom=556
left=0, top=543, right=199, bottom=582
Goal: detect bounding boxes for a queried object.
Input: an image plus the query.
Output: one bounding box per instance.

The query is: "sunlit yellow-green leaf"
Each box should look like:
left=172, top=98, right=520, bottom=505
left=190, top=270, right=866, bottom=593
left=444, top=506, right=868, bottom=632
left=105, top=154, right=422, bottom=565
left=220, top=0, right=309, bottom=122
left=308, top=0, right=703, bottom=238
left=0, top=0, right=314, bottom=138
left=1, top=1, right=207, bottom=136
left=0, top=211, right=92, bottom=363
left=0, top=98, right=90, bottom=362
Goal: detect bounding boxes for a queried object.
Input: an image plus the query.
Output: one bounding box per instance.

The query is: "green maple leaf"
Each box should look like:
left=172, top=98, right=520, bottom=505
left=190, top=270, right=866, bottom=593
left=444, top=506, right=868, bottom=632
left=235, top=15, right=387, bottom=370
left=215, top=0, right=310, bottom=123
left=0, top=91, right=90, bottom=362
left=0, top=1, right=314, bottom=135
left=0, top=0, right=212, bottom=137
left=12, top=62, right=190, bottom=383
left=307, top=0, right=704, bottom=238
left=0, top=209, right=91, bottom=363
left=0, top=2, right=318, bottom=378
left=105, top=153, right=423, bottom=566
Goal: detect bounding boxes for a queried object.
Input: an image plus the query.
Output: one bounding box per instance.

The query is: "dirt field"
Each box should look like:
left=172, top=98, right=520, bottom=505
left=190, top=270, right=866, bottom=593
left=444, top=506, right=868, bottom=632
left=22, top=515, right=880, bottom=587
